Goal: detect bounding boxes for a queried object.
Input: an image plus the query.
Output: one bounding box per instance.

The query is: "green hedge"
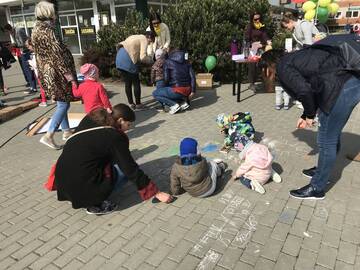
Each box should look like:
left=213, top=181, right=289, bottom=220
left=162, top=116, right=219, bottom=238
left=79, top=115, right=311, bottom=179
left=81, top=0, right=277, bottom=82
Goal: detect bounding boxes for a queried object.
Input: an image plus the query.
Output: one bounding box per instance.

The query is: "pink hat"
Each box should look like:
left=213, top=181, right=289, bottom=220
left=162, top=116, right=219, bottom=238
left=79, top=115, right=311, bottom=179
left=80, top=63, right=99, bottom=81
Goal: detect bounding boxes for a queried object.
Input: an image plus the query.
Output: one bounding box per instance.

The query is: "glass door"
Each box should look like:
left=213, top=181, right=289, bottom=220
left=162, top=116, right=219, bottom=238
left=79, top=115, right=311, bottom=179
left=77, top=10, right=97, bottom=52
left=59, top=14, right=81, bottom=54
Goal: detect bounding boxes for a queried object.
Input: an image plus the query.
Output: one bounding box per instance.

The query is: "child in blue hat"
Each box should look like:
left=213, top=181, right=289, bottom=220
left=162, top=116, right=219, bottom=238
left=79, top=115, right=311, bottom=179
left=170, top=137, right=227, bottom=197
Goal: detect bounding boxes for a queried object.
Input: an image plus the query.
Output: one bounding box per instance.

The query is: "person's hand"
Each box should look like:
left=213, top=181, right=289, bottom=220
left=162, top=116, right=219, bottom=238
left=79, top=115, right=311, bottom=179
left=297, top=118, right=314, bottom=129
left=64, top=73, right=75, bottom=82
left=106, top=108, right=112, bottom=114
left=155, top=192, right=173, bottom=203
left=188, top=92, right=195, bottom=100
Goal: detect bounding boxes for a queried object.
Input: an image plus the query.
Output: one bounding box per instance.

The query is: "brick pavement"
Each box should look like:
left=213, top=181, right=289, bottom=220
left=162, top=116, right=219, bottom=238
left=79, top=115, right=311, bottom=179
left=1, top=64, right=360, bottom=270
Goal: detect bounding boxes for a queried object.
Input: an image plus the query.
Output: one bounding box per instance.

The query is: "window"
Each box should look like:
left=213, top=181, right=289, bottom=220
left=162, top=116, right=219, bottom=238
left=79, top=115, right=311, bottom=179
left=23, top=4, right=35, bottom=14
left=9, top=6, right=22, bottom=15
left=335, top=12, right=342, bottom=19
left=11, top=17, right=25, bottom=28
left=346, top=11, right=352, bottom=18
left=75, top=0, right=93, bottom=9
left=58, top=0, right=75, bottom=11
left=115, top=5, right=135, bottom=24
left=353, top=11, right=359, bottom=18
left=115, top=0, right=135, bottom=4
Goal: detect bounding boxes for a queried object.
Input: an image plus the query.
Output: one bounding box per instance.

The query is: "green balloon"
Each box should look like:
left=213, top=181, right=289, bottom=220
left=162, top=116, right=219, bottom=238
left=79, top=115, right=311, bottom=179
left=205, top=55, right=217, bottom=72
left=318, top=16, right=328, bottom=24
left=317, top=6, right=329, bottom=18
left=311, top=0, right=318, bottom=2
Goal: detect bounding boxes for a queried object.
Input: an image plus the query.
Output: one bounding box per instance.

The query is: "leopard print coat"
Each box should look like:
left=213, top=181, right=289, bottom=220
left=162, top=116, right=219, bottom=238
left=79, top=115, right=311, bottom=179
left=32, top=20, right=77, bottom=102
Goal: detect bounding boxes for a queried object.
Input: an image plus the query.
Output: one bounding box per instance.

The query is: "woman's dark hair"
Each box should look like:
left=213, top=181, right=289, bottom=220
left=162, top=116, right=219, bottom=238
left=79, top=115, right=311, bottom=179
left=149, top=11, right=162, bottom=36
left=250, top=11, right=262, bottom=21
left=281, top=11, right=298, bottom=27
left=3, top=24, right=13, bottom=31
left=259, top=49, right=286, bottom=68
left=145, top=31, right=155, bottom=42
left=112, top=103, right=136, bottom=122
left=88, top=108, right=115, bottom=127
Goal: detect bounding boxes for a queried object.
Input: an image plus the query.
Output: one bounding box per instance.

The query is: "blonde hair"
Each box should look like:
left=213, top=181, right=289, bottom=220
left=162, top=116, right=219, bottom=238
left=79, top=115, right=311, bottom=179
left=35, top=1, right=55, bottom=21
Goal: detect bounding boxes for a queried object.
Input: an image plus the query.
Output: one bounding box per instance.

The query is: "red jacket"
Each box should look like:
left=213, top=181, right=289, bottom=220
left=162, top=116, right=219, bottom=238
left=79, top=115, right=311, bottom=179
left=72, top=80, right=112, bottom=113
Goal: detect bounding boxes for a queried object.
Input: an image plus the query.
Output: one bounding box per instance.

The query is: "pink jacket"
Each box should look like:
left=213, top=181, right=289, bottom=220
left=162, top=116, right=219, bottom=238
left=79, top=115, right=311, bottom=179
left=235, top=143, right=273, bottom=185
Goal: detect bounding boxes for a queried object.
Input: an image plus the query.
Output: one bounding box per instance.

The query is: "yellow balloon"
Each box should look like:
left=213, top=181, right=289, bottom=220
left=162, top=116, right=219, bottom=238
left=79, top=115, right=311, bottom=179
left=328, top=3, right=340, bottom=15
left=302, top=1, right=317, bottom=12
left=304, top=9, right=316, bottom=21
left=319, top=0, right=331, bottom=8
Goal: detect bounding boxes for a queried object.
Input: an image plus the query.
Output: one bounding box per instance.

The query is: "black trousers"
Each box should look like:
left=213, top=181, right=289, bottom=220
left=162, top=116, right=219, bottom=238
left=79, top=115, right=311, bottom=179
left=122, top=71, right=141, bottom=105
left=0, top=67, right=4, bottom=90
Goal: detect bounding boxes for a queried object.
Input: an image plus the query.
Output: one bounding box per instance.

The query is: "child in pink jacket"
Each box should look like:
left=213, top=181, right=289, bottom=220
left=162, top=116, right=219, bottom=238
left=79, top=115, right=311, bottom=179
left=233, top=135, right=281, bottom=194
left=72, top=63, right=112, bottom=113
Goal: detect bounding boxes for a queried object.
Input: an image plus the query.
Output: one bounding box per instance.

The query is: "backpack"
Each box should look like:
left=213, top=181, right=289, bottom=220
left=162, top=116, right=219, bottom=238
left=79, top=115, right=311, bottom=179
left=313, top=34, right=360, bottom=73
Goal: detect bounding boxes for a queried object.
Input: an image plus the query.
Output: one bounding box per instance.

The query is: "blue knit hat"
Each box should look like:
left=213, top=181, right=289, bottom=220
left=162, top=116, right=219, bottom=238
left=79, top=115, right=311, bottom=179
left=180, top=137, right=198, bottom=158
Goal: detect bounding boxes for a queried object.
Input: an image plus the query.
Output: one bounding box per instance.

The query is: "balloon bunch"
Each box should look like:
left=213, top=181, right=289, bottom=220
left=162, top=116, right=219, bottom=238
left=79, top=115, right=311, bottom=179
left=302, top=0, right=340, bottom=23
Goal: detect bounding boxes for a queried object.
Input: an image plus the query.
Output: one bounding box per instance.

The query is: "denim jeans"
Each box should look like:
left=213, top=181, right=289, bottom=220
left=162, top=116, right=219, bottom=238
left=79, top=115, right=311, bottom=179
left=152, top=86, right=185, bottom=107
left=311, top=76, right=360, bottom=192
left=155, top=80, right=166, bottom=89
left=21, top=52, right=37, bottom=90
left=48, top=101, right=70, bottom=132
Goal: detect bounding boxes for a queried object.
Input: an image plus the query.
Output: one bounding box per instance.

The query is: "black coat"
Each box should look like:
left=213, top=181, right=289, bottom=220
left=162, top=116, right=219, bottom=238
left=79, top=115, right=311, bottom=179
left=163, top=50, right=196, bottom=92
left=55, top=116, right=151, bottom=209
left=277, top=46, right=352, bottom=119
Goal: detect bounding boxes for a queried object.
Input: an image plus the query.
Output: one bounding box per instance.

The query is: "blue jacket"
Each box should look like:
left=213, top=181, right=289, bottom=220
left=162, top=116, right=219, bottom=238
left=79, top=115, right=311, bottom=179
left=164, top=50, right=196, bottom=92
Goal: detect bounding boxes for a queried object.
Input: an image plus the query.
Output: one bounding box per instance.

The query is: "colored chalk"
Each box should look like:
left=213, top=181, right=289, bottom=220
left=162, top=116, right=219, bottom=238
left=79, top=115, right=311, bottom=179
left=201, top=144, right=219, bottom=153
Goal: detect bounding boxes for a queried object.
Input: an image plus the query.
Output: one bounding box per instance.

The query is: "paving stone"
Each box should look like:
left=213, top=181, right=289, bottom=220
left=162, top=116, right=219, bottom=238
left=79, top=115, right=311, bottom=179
left=7, top=253, right=39, bottom=270
left=341, top=224, right=360, bottom=245
left=11, top=239, right=43, bottom=260
left=79, top=256, right=107, bottom=270
left=165, top=226, right=189, bottom=247
left=317, top=244, right=337, bottom=269
left=259, top=210, right=280, bottom=228
left=53, top=245, right=86, bottom=268
left=295, top=249, right=317, bottom=270
left=121, top=221, right=146, bottom=240
left=308, top=216, right=327, bottom=235
left=274, top=253, right=297, bottom=270
left=290, top=219, right=309, bottom=238
left=179, top=212, right=202, bottom=230
left=335, top=260, right=355, bottom=270
left=327, top=213, right=344, bottom=231
left=322, top=227, right=341, bottom=248
left=167, top=240, right=193, bottom=263
left=102, top=251, right=129, bottom=270
left=269, top=198, right=287, bottom=213
left=177, top=255, right=201, bottom=270
left=337, top=241, right=357, bottom=264
left=297, top=205, right=314, bottom=222
left=261, top=238, right=283, bottom=261
left=271, top=222, right=291, bottom=241
left=302, top=232, right=322, bottom=253
left=30, top=249, right=62, bottom=269
left=100, top=236, right=128, bottom=259
left=254, top=257, right=275, bottom=270
left=234, top=261, right=254, bottom=270
left=121, top=234, right=149, bottom=255
left=123, top=247, right=151, bottom=270
left=62, top=259, right=83, bottom=270
left=217, top=247, right=242, bottom=270
left=157, top=259, right=179, bottom=270
left=282, top=235, right=302, bottom=257
left=146, top=243, right=172, bottom=267
left=278, top=208, right=297, bottom=225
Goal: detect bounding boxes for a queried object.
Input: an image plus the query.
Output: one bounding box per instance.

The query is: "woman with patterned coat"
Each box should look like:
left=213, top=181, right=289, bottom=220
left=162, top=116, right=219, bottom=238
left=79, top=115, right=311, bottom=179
left=32, top=1, right=77, bottom=150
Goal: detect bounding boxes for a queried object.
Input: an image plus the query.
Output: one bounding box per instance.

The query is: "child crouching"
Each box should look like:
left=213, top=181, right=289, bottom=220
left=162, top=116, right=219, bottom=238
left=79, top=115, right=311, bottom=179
left=233, top=135, right=281, bottom=194
left=170, top=137, right=227, bottom=197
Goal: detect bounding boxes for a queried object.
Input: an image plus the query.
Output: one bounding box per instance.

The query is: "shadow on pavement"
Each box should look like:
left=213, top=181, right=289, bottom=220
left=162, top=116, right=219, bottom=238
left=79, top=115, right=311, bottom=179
left=127, top=120, right=166, bottom=140
left=189, top=88, right=219, bottom=110
left=292, top=129, right=360, bottom=192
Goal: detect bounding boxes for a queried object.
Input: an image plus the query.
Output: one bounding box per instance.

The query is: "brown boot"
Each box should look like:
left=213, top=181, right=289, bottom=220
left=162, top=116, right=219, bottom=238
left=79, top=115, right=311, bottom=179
left=346, top=152, right=360, bottom=162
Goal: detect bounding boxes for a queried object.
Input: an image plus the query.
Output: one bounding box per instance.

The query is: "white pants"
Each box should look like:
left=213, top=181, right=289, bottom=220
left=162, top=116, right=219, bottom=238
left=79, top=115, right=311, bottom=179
left=198, top=161, right=221, bottom=198
left=275, top=86, right=290, bottom=106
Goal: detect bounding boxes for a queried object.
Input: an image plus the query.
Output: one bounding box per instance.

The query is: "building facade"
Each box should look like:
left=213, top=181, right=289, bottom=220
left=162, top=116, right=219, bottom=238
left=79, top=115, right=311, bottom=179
left=0, top=0, right=171, bottom=54
left=328, top=0, right=360, bottom=31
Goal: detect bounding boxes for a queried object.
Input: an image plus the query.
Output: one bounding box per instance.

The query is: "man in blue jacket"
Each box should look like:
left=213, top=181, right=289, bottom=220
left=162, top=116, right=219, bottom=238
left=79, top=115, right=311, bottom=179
left=261, top=47, right=360, bottom=200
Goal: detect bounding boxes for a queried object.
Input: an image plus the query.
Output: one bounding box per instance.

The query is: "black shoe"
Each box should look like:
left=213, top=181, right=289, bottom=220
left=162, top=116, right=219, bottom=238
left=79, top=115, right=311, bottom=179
left=86, top=200, right=117, bottom=215
left=289, top=184, right=325, bottom=200
left=302, top=166, right=317, bottom=178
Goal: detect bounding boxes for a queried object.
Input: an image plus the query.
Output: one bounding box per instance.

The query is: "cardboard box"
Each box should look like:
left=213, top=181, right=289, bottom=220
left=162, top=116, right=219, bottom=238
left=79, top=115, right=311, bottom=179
left=196, top=73, right=213, bottom=89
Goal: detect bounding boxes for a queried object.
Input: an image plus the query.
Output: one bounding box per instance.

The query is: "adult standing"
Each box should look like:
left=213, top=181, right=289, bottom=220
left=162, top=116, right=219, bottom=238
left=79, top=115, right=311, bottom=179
left=3, top=23, right=36, bottom=94
left=262, top=47, right=360, bottom=200
left=244, top=12, right=271, bottom=92
left=146, top=12, right=171, bottom=56
left=116, top=32, right=155, bottom=110
left=55, top=105, right=173, bottom=215
left=32, top=1, right=77, bottom=150
left=281, top=12, right=319, bottom=49
left=152, top=49, right=195, bottom=114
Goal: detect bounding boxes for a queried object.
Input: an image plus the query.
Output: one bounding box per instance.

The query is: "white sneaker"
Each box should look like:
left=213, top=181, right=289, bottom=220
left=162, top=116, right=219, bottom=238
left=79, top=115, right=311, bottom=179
left=272, top=170, right=282, bottom=183
left=295, top=101, right=303, bottom=109
left=38, top=102, right=48, bottom=107
left=180, top=102, right=190, bottom=111
left=62, top=130, right=73, bottom=141
left=40, top=135, right=61, bottom=150
left=169, top=103, right=181, bottom=114
left=250, top=180, right=265, bottom=194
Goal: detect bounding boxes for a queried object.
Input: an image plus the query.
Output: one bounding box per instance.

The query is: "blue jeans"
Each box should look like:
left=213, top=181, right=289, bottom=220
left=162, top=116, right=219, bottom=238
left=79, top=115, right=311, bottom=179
left=239, top=176, right=252, bottom=189
left=311, top=76, right=360, bottom=192
left=113, top=164, right=128, bottom=191
left=152, top=86, right=185, bottom=107
left=155, top=80, right=166, bottom=89
left=48, top=101, right=70, bottom=132
left=21, top=52, right=37, bottom=90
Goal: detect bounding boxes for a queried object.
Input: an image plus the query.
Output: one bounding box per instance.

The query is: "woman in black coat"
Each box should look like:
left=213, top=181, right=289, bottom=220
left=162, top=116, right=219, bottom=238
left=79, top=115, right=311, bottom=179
left=55, top=104, right=173, bottom=215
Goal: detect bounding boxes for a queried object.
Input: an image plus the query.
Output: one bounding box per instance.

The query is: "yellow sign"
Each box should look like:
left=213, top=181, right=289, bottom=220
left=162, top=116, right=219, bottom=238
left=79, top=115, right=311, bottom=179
left=63, top=28, right=76, bottom=35
left=80, top=27, right=95, bottom=35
